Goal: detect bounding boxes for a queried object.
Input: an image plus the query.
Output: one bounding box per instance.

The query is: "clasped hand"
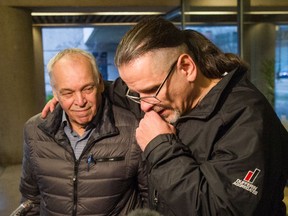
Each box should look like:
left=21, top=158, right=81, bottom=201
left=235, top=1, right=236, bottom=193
left=136, top=111, right=175, bottom=151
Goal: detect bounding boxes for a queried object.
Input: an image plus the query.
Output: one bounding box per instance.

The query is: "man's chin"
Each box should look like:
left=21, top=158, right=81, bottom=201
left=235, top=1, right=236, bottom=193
left=154, top=107, right=180, bottom=124
left=74, top=117, right=92, bottom=126
left=164, top=110, right=180, bottom=124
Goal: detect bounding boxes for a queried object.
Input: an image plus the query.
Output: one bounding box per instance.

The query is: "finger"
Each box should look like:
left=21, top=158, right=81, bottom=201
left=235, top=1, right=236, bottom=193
left=41, top=100, right=51, bottom=118
left=50, top=101, right=55, bottom=112
left=145, top=110, right=160, bottom=118
left=136, top=126, right=149, bottom=151
left=50, top=97, right=58, bottom=112
left=168, top=123, right=176, bottom=134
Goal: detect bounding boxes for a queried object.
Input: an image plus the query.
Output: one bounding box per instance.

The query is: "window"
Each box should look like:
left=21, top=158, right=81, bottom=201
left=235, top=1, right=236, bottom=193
left=275, top=25, right=288, bottom=128
left=185, top=25, right=238, bottom=54
left=42, top=26, right=131, bottom=101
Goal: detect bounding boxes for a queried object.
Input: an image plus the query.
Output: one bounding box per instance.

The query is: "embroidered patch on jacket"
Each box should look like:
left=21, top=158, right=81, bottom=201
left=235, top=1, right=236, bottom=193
left=232, top=168, right=260, bottom=195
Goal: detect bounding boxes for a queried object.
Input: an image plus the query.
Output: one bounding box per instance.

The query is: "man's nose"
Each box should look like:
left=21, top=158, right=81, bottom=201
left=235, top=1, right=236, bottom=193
left=140, top=101, right=154, bottom=112
left=74, top=92, right=86, bottom=106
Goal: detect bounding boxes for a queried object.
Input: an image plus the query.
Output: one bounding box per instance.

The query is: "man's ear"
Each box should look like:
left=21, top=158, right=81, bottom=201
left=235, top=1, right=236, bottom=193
left=179, top=54, right=197, bottom=82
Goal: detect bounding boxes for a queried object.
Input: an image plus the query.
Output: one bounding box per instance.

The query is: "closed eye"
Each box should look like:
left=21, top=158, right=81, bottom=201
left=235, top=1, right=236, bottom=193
left=82, top=85, right=95, bottom=94
left=60, top=91, right=73, bottom=98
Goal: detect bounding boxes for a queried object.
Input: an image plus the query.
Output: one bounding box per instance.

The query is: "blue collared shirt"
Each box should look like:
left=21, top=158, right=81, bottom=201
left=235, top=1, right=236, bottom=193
left=62, top=112, right=95, bottom=160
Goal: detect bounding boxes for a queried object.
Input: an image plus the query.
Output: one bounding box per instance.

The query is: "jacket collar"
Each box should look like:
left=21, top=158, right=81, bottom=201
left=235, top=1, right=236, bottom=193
left=178, top=67, right=247, bottom=120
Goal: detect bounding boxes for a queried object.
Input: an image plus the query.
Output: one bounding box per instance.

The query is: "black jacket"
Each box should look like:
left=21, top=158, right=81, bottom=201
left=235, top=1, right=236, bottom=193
left=111, top=67, right=288, bottom=216
left=20, top=96, right=147, bottom=216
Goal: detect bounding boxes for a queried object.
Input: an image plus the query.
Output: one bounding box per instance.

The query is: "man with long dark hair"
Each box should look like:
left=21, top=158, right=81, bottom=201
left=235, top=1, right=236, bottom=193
left=43, top=18, right=288, bottom=216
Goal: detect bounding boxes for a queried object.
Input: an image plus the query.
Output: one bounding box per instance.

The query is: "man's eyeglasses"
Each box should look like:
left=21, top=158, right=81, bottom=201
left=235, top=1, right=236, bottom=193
left=126, top=58, right=178, bottom=104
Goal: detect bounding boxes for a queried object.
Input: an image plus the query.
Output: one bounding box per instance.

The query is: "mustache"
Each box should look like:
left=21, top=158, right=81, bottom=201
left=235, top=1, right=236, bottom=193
left=152, top=104, right=172, bottom=113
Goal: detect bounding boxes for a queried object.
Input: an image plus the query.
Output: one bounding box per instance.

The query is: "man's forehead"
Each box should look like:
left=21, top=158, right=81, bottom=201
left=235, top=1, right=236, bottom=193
left=122, top=71, right=162, bottom=94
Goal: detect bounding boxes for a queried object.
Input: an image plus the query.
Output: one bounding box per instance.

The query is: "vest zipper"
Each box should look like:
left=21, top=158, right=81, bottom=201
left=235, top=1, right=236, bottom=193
left=72, top=161, right=79, bottom=216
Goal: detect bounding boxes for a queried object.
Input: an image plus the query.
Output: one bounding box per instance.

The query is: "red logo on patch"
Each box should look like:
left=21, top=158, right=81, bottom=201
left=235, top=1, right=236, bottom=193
left=244, top=168, right=260, bottom=183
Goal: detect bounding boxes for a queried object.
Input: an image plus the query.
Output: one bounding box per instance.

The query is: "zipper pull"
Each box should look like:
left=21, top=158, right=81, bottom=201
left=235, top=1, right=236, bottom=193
left=87, top=154, right=96, bottom=171
left=153, top=189, right=159, bottom=209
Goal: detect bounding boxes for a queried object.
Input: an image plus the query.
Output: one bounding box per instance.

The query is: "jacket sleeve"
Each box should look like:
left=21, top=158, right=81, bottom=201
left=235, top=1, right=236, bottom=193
left=19, top=123, right=40, bottom=215
left=143, top=107, right=288, bottom=215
